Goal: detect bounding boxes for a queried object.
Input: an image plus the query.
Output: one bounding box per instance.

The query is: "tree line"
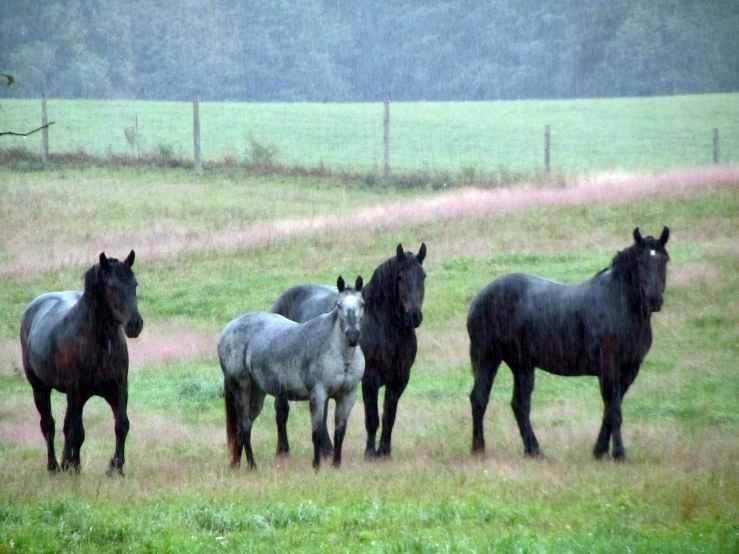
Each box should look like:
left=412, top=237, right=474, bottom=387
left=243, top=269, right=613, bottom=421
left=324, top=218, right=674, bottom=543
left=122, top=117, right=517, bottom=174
left=1, top=0, right=737, bottom=102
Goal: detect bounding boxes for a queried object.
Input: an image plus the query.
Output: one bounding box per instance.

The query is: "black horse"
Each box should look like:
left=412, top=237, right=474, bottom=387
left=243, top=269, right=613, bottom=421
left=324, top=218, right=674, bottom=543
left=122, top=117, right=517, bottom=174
left=468, top=228, right=669, bottom=460
left=20, top=251, right=143, bottom=474
left=271, top=243, right=427, bottom=459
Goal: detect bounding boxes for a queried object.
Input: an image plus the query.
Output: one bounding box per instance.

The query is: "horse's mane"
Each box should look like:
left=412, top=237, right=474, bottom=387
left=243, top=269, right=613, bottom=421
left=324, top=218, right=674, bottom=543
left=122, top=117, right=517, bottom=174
left=362, top=255, right=399, bottom=311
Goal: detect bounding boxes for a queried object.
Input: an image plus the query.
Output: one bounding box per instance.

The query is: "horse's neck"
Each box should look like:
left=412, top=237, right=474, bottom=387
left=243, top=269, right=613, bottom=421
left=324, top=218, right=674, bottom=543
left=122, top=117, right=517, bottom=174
left=74, top=291, right=120, bottom=339
left=363, top=273, right=405, bottom=327
left=325, top=310, right=359, bottom=361
left=599, top=268, right=652, bottom=323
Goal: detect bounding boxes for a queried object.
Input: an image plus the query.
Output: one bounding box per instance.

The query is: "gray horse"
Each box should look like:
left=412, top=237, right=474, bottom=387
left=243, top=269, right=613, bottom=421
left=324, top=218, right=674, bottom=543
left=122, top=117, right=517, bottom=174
left=219, top=276, right=365, bottom=470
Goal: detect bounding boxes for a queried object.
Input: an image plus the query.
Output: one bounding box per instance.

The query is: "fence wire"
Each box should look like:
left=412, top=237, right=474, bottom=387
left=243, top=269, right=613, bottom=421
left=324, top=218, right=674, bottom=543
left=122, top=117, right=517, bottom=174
left=1, top=98, right=737, bottom=175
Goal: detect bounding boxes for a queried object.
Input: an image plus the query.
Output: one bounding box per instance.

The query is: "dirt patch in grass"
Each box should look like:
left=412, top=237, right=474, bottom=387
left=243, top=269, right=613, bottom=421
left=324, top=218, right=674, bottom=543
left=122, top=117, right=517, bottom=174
left=127, top=320, right=217, bottom=371
left=2, top=166, right=736, bottom=276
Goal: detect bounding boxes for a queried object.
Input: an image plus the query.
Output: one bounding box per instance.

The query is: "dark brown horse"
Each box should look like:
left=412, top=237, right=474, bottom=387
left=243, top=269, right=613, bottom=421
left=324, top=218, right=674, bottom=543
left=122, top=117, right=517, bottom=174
left=468, top=228, right=669, bottom=460
left=20, top=251, right=143, bottom=474
left=271, top=243, right=427, bottom=458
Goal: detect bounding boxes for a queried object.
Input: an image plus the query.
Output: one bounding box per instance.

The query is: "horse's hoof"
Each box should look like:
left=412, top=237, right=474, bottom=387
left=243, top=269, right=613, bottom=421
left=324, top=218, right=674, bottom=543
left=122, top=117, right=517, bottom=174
left=593, top=448, right=608, bottom=460
left=471, top=445, right=485, bottom=456
left=613, top=452, right=627, bottom=462
left=275, top=450, right=290, bottom=459
left=47, top=461, right=60, bottom=472
left=364, top=449, right=378, bottom=461
left=525, top=449, right=542, bottom=459
left=61, top=460, right=80, bottom=473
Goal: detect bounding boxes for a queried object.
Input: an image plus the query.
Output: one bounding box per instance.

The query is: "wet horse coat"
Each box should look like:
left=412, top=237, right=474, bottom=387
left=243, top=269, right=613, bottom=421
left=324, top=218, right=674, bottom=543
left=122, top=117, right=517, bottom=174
left=468, top=228, right=670, bottom=460
left=271, top=243, right=427, bottom=458
left=219, top=276, right=365, bottom=470
left=20, top=251, right=143, bottom=474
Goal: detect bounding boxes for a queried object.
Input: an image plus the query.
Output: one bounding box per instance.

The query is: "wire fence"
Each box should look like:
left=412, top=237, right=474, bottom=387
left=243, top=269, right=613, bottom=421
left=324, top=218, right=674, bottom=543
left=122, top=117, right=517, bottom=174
left=1, top=97, right=737, bottom=177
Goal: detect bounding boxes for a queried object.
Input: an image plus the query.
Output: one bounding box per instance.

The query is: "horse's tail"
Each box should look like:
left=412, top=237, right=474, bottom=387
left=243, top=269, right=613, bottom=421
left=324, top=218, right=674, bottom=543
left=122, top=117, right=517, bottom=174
left=223, top=378, right=239, bottom=458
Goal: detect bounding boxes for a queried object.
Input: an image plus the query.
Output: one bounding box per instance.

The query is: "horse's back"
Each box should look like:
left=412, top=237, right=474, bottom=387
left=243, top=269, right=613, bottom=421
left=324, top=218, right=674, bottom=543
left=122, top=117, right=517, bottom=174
left=218, top=312, right=299, bottom=377
left=271, top=284, right=337, bottom=323
left=21, top=291, right=82, bottom=373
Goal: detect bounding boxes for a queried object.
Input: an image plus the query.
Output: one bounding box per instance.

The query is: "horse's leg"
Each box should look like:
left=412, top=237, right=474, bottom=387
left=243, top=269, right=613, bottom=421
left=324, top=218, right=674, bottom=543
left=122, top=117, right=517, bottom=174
left=61, top=391, right=87, bottom=473
left=30, top=381, right=58, bottom=471
left=595, top=373, right=623, bottom=460
left=245, top=386, right=265, bottom=470
left=469, top=345, right=500, bottom=455
left=510, top=362, right=541, bottom=457
left=320, top=398, right=333, bottom=457
left=609, top=365, right=639, bottom=460
left=362, top=380, right=380, bottom=459
left=225, top=376, right=259, bottom=469
left=224, top=378, right=244, bottom=468
left=332, top=389, right=358, bottom=469
left=377, top=375, right=410, bottom=457
left=103, top=385, right=130, bottom=476
left=309, top=387, right=328, bottom=470
left=274, top=393, right=290, bottom=457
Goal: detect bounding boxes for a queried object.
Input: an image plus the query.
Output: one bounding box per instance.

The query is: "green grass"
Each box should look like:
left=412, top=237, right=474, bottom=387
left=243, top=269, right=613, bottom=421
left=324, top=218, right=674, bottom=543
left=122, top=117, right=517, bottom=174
left=0, top=167, right=737, bottom=552
left=2, top=94, right=738, bottom=174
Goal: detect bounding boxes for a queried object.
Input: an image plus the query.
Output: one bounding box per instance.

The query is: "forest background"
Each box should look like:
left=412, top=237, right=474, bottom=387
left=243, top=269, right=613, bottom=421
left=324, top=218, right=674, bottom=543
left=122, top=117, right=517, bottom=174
left=1, top=0, right=738, bottom=103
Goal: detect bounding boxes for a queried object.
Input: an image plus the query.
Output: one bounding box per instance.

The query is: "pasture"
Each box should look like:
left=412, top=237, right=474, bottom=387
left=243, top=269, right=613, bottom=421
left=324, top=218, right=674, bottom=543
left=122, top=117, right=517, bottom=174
left=0, top=164, right=738, bottom=552
left=2, top=93, right=738, bottom=174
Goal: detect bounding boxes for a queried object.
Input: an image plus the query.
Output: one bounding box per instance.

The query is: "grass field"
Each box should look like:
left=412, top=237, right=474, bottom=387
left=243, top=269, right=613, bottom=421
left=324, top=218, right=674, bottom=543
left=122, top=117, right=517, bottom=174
left=2, top=93, right=738, bottom=174
left=0, top=164, right=738, bottom=552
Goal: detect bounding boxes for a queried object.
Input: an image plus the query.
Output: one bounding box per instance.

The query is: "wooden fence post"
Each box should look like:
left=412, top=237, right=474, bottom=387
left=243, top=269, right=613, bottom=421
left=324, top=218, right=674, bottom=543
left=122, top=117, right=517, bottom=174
left=713, top=128, right=719, bottom=164
left=383, top=100, right=390, bottom=177
left=544, top=124, right=551, bottom=175
left=41, top=95, right=49, bottom=164
left=193, top=96, right=202, bottom=173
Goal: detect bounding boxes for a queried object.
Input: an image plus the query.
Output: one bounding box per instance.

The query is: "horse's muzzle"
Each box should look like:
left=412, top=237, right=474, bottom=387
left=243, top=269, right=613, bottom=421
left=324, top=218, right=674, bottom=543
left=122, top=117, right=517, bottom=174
left=345, top=329, right=360, bottom=347
left=125, top=316, right=144, bottom=338
left=405, top=309, right=423, bottom=329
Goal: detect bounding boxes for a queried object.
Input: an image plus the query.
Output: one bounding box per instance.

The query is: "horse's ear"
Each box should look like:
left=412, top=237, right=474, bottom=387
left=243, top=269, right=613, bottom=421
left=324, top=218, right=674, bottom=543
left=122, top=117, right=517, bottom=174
left=633, top=228, right=645, bottom=248
left=99, top=252, right=110, bottom=271
left=417, top=242, right=427, bottom=264
left=659, top=226, right=670, bottom=246
left=337, top=275, right=345, bottom=292
left=125, top=250, right=135, bottom=267
left=396, top=243, right=405, bottom=261
left=355, top=276, right=363, bottom=292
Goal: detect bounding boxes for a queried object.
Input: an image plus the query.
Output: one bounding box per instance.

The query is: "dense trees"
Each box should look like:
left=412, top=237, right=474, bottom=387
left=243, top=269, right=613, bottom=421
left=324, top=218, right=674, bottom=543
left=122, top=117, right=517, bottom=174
left=0, top=0, right=737, bottom=101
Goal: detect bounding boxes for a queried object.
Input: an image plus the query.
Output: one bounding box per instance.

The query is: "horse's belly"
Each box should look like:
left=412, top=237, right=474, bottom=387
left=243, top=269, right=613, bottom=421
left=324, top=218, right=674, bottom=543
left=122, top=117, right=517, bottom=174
left=250, top=363, right=311, bottom=400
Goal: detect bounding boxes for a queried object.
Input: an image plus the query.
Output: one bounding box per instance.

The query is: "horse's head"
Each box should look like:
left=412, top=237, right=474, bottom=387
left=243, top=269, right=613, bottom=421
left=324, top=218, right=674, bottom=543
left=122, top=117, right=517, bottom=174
left=395, top=243, right=427, bottom=328
left=336, top=275, right=364, bottom=347
left=631, top=227, right=670, bottom=313
left=87, top=250, right=144, bottom=338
